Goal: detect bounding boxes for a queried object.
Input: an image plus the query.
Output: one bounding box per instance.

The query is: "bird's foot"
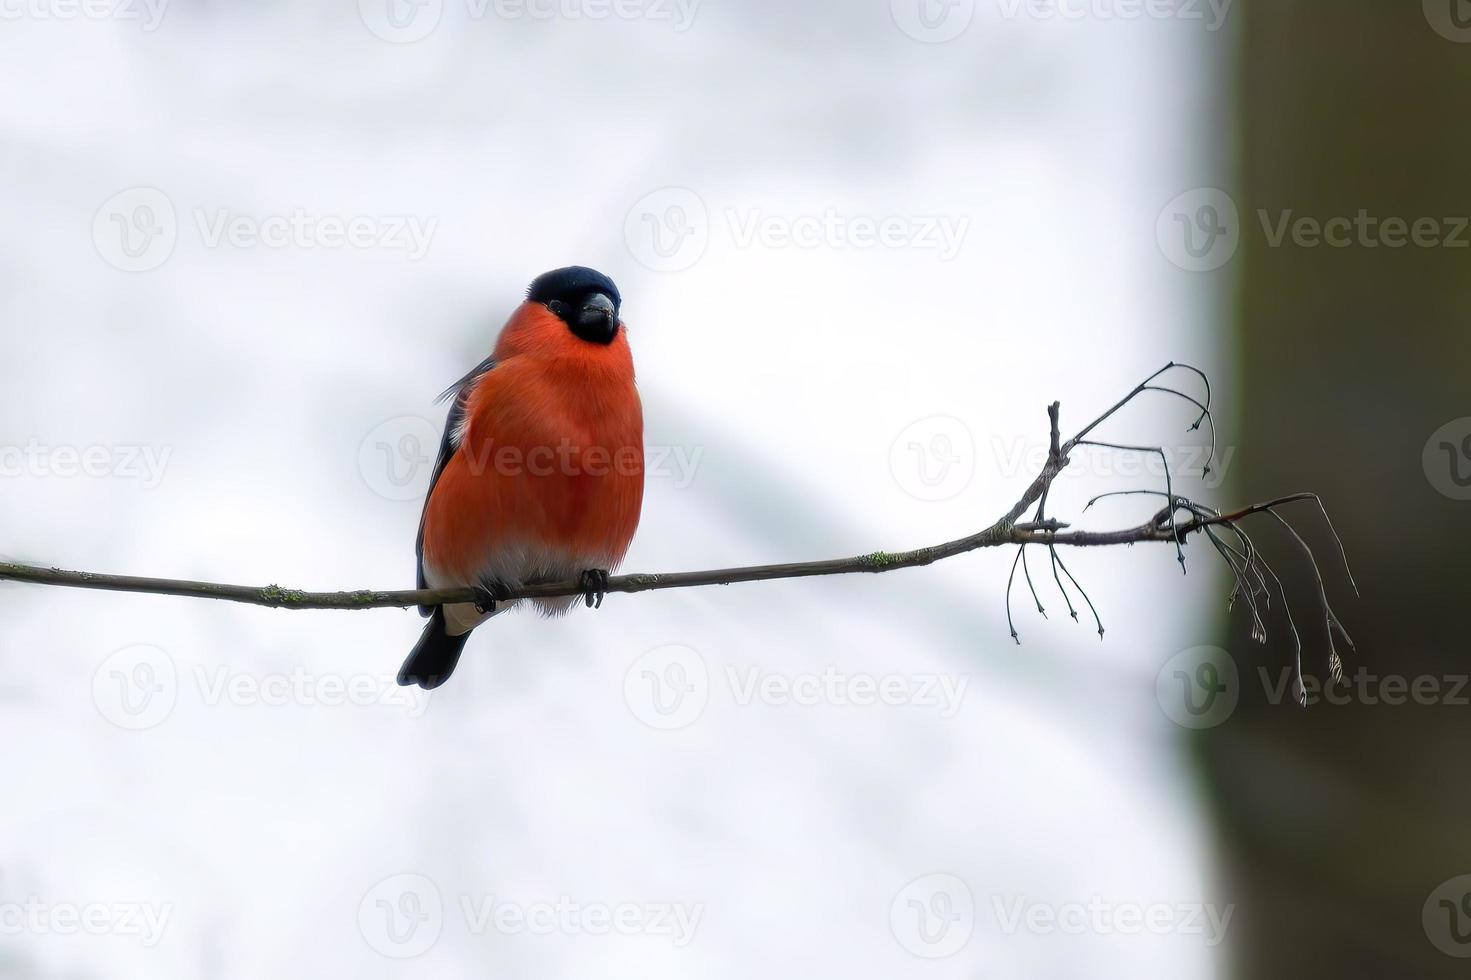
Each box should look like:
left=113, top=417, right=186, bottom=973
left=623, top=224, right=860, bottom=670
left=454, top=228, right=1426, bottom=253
left=579, top=569, right=610, bottom=609
left=473, top=584, right=503, bottom=615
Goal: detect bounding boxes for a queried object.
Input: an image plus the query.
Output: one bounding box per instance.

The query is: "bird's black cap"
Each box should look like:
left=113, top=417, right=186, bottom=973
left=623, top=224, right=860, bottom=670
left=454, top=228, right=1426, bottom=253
left=528, top=266, right=623, bottom=344
left=527, top=266, right=622, bottom=312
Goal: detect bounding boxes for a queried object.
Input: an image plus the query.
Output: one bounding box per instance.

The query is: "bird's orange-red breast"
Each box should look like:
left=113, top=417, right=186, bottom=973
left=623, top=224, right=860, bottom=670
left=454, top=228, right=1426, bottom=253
left=399, top=267, right=644, bottom=689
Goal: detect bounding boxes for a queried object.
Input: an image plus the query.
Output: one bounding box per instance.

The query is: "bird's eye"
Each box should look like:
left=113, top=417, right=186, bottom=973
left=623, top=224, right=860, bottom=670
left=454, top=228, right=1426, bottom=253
left=547, top=299, right=569, bottom=317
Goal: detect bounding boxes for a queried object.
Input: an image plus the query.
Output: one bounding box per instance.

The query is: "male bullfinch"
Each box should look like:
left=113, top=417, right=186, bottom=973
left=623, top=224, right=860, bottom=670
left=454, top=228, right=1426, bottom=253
left=397, top=267, right=644, bottom=689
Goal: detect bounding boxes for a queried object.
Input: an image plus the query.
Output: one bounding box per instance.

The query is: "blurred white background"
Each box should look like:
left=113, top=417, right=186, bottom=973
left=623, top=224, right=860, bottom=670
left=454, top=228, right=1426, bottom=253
left=0, top=1, right=1238, bottom=976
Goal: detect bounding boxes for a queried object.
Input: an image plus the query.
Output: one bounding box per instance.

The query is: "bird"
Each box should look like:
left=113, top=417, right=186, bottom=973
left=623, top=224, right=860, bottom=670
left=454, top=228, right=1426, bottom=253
left=397, top=267, right=645, bottom=689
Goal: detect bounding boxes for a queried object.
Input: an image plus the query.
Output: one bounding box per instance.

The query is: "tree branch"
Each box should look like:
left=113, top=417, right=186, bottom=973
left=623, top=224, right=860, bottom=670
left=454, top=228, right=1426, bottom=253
left=0, top=519, right=1176, bottom=611
left=0, top=363, right=1356, bottom=698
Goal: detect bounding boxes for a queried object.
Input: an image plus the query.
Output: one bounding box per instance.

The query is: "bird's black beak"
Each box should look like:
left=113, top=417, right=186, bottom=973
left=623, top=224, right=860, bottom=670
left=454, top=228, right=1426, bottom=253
left=571, top=292, right=618, bottom=344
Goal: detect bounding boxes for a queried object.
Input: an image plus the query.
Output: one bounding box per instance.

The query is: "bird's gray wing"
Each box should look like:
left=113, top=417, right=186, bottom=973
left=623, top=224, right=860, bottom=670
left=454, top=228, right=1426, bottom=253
left=415, top=355, right=497, bottom=614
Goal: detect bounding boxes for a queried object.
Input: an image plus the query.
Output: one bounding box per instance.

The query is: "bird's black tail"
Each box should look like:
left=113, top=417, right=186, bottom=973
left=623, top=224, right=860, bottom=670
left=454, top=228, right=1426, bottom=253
left=398, top=608, right=471, bottom=690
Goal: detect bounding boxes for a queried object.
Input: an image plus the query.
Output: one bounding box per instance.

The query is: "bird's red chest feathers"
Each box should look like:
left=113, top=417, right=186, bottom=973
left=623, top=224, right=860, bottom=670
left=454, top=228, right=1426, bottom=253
left=421, top=303, right=644, bottom=582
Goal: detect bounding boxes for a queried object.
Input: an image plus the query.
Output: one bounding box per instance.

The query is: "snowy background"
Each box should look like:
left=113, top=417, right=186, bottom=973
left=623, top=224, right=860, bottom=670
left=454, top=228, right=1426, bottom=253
left=0, top=1, right=1237, bottom=976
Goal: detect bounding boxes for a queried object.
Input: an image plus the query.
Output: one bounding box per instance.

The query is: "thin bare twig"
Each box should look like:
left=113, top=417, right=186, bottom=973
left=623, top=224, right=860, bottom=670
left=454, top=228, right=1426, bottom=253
left=0, top=363, right=1357, bottom=699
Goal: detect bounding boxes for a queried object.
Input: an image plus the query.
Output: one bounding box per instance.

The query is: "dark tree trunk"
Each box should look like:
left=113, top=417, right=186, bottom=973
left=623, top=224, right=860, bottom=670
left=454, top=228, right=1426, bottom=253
left=1215, top=2, right=1471, bottom=976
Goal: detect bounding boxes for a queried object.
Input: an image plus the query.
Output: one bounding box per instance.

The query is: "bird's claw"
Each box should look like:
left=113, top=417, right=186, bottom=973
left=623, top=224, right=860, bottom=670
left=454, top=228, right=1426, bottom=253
left=579, top=569, right=610, bottom=609
left=473, top=585, right=502, bottom=615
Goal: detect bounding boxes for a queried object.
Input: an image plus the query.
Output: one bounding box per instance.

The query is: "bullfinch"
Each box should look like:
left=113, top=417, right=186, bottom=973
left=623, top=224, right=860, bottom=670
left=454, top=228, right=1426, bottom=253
left=397, top=267, right=644, bottom=689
